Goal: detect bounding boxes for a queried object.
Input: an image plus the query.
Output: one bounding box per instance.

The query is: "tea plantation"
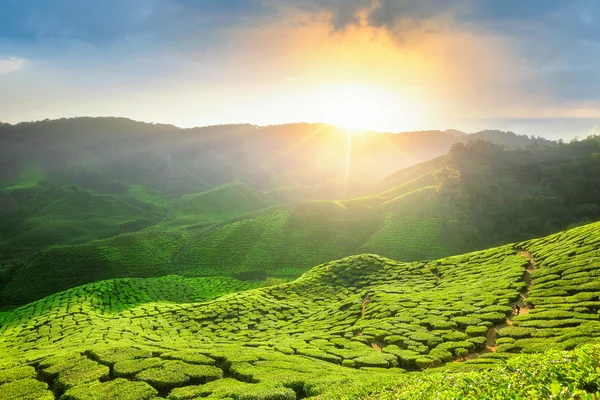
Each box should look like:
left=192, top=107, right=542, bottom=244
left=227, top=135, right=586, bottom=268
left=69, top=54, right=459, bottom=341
left=1, top=184, right=450, bottom=308
left=0, top=221, right=599, bottom=398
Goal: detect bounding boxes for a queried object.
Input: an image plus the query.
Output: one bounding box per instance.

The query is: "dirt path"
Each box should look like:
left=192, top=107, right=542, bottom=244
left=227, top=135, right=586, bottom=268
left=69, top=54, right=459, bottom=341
left=361, top=296, right=370, bottom=318
left=461, top=249, right=537, bottom=360
left=357, top=295, right=385, bottom=352
left=515, top=249, right=536, bottom=316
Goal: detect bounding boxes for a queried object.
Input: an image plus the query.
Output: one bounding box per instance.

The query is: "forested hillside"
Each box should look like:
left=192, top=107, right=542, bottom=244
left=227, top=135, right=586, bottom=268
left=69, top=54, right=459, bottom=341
left=3, top=119, right=600, bottom=310
left=437, top=136, right=600, bottom=252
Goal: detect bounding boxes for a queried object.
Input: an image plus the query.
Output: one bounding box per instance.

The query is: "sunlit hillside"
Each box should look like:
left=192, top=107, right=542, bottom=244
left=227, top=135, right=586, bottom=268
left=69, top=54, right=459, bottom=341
left=1, top=220, right=599, bottom=398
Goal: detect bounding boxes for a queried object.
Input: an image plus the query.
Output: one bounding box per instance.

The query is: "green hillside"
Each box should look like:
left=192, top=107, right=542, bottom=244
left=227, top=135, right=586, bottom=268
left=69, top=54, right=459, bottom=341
left=1, top=118, right=577, bottom=311
left=3, top=118, right=600, bottom=399
left=0, top=184, right=451, bottom=308
left=376, top=156, right=444, bottom=193
left=4, top=135, right=600, bottom=311
left=0, top=185, right=160, bottom=253
left=0, top=118, right=550, bottom=201
left=0, top=182, right=281, bottom=307
left=0, top=221, right=599, bottom=399
left=437, top=137, right=600, bottom=252
left=167, top=182, right=278, bottom=227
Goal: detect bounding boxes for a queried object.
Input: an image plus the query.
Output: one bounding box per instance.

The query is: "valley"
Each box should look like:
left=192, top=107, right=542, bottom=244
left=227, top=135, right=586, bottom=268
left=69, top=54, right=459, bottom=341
left=0, top=118, right=599, bottom=399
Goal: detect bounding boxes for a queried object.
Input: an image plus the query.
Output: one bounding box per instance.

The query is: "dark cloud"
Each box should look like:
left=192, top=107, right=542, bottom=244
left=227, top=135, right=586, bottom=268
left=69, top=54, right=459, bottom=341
left=366, top=0, right=460, bottom=29
left=462, top=0, right=567, bottom=21
left=4, top=0, right=596, bottom=50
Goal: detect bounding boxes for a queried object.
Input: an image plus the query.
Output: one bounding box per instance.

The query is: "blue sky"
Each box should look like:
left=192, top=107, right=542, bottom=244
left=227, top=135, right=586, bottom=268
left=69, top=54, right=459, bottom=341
left=1, top=0, right=600, bottom=139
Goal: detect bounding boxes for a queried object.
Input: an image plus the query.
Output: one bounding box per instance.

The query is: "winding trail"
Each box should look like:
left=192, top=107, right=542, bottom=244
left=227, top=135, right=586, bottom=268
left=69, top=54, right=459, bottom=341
left=462, top=248, right=537, bottom=360
left=515, top=249, right=536, bottom=316
left=357, top=295, right=385, bottom=353
left=361, top=295, right=370, bottom=318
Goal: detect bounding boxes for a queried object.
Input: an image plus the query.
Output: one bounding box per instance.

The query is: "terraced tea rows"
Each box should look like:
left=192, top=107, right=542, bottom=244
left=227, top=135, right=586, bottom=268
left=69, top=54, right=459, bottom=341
left=497, top=226, right=600, bottom=353
left=1, top=222, right=599, bottom=398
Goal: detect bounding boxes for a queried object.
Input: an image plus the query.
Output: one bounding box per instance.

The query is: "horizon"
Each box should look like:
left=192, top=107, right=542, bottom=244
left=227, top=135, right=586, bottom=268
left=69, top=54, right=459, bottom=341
left=2, top=1, right=600, bottom=141
left=0, top=115, right=593, bottom=142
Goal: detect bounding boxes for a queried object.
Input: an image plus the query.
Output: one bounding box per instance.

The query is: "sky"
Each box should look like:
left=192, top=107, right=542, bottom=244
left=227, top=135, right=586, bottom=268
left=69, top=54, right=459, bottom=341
left=1, top=0, right=600, bottom=139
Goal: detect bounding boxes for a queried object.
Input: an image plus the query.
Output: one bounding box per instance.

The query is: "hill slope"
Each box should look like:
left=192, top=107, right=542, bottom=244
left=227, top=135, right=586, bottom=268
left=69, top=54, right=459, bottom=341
left=167, top=181, right=278, bottom=227
left=0, top=184, right=450, bottom=307
left=0, top=185, right=159, bottom=252
left=5, top=135, right=600, bottom=309
left=0, top=182, right=280, bottom=306
left=437, top=136, right=600, bottom=252
left=0, top=221, right=599, bottom=398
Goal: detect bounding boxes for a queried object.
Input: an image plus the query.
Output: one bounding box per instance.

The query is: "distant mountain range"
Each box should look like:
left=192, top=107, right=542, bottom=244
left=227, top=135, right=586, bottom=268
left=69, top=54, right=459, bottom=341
left=0, top=117, right=553, bottom=201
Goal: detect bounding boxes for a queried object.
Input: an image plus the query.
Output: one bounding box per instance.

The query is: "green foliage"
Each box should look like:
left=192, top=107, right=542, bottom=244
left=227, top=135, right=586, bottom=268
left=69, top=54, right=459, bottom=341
left=0, top=366, right=36, bottom=384
left=135, top=361, right=222, bottom=391
left=167, top=378, right=296, bottom=400
left=465, top=325, right=488, bottom=337
left=61, top=378, right=158, bottom=400
left=0, top=180, right=456, bottom=307
left=322, top=343, right=600, bottom=399
left=0, top=378, right=54, bottom=400
left=1, top=179, right=600, bottom=398
left=437, top=137, right=600, bottom=252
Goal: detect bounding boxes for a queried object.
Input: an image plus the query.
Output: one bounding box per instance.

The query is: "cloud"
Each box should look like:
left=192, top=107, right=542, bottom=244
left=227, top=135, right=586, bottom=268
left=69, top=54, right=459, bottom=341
left=0, top=57, right=26, bottom=74
left=294, top=0, right=600, bottom=110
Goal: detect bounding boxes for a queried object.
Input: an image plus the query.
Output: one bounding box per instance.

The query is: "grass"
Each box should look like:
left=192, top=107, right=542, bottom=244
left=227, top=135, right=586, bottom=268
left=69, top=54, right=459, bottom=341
left=0, top=221, right=599, bottom=398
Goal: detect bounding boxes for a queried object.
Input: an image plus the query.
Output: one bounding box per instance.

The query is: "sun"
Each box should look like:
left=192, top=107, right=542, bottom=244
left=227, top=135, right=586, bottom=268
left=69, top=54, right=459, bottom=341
left=317, top=83, right=399, bottom=132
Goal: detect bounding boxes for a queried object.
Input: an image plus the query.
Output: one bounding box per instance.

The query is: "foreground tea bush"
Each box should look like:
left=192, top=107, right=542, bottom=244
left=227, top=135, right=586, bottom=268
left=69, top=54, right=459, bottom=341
left=321, top=343, right=600, bottom=399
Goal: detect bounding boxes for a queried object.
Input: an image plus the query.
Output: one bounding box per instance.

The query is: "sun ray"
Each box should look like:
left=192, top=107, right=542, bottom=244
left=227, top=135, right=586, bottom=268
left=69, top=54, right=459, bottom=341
left=259, top=123, right=331, bottom=170
left=344, top=133, right=353, bottom=197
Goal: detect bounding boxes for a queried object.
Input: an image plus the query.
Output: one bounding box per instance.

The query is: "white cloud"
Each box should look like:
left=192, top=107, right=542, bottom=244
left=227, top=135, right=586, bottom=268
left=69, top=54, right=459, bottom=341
left=0, top=57, right=26, bottom=74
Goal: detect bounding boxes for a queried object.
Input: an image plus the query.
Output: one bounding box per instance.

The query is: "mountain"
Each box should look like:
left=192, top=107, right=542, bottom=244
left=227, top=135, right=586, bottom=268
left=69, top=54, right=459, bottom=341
left=0, top=220, right=599, bottom=398
left=3, top=130, right=600, bottom=309
left=0, top=117, right=550, bottom=306
left=0, top=117, right=551, bottom=201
